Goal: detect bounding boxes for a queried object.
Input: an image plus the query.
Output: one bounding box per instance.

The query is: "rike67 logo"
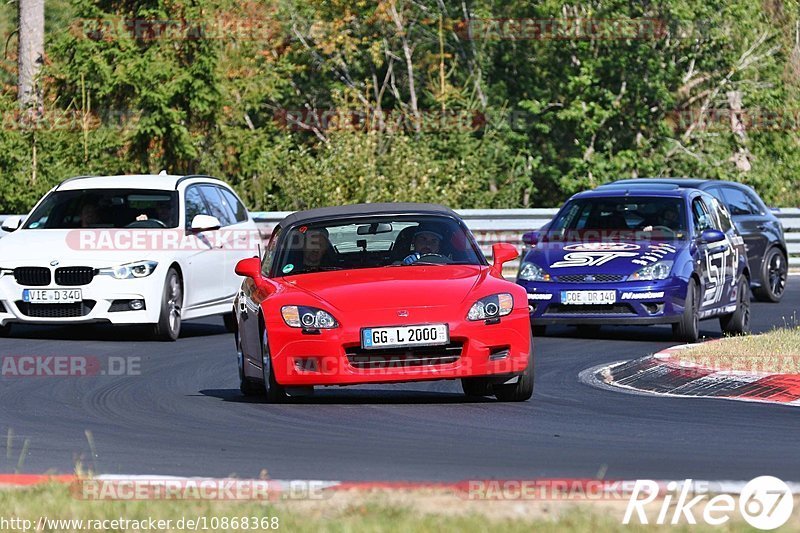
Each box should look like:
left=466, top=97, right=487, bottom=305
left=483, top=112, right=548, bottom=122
left=624, top=476, right=794, bottom=529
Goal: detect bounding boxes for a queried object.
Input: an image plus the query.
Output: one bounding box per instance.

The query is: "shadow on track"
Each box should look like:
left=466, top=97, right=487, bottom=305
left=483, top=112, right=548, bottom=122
left=199, top=388, right=495, bottom=405
left=2, top=321, right=228, bottom=341
left=539, top=324, right=722, bottom=342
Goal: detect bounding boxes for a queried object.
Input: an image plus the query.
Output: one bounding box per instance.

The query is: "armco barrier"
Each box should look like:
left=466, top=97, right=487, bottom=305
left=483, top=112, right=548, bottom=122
left=2, top=209, right=799, bottom=270
left=250, top=208, right=800, bottom=270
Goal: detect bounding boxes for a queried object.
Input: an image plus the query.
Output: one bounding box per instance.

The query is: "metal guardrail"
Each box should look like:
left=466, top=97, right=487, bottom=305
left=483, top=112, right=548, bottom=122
left=250, top=208, right=800, bottom=269
left=2, top=209, right=799, bottom=269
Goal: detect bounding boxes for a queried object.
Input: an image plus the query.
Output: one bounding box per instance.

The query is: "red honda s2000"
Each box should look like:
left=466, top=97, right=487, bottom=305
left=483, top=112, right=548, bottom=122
left=232, top=203, right=533, bottom=402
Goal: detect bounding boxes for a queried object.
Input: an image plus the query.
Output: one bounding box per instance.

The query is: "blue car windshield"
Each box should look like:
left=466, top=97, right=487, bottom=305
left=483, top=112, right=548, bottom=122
left=547, top=197, right=688, bottom=241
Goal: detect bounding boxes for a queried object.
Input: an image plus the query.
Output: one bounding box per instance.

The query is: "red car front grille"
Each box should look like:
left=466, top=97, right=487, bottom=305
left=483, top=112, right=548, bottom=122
left=345, top=342, right=463, bottom=369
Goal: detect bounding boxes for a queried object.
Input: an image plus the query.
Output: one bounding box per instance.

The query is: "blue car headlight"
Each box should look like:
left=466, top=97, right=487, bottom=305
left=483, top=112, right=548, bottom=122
left=281, top=306, right=338, bottom=328
left=468, top=293, right=514, bottom=321
left=629, top=261, right=673, bottom=281
left=518, top=261, right=552, bottom=282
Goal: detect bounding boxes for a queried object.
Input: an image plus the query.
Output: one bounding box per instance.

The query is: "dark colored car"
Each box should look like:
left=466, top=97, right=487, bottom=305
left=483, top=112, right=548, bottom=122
left=600, top=178, right=788, bottom=302
left=517, top=187, right=750, bottom=342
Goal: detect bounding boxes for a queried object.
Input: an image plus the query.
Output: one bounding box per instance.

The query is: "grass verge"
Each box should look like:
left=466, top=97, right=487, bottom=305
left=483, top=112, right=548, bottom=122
left=0, top=482, right=794, bottom=532
left=674, top=326, right=800, bottom=373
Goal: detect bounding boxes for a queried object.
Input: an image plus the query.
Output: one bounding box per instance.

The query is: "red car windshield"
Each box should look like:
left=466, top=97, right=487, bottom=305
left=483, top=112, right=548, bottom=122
left=274, top=215, right=485, bottom=276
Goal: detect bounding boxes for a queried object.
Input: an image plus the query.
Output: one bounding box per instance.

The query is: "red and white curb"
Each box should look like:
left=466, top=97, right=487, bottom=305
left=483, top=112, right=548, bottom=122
left=590, top=342, right=800, bottom=407
left=2, top=474, right=800, bottom=499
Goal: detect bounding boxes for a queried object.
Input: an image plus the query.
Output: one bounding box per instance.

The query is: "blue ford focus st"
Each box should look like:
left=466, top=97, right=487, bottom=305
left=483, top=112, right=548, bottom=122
left=516, top=186, right=750, bottom=342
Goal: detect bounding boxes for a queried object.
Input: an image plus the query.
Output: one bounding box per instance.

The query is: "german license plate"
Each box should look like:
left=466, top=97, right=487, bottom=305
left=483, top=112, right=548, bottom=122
left=22, top=288, right=82, bottom=304
left=560, top=290, right=616, bottom=305
left=361, top=324, right=449, bottom=349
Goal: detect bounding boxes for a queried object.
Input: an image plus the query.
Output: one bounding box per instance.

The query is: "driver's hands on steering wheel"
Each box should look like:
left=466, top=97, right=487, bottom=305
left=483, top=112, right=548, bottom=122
left=402, top=252, right=421, bottom=265
left=403, top=252, right=450, bottom=265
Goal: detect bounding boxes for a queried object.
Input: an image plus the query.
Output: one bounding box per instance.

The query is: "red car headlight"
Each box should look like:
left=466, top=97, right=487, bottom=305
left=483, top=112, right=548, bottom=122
left=467, top=293, right=514, bottom=321
left=281, top=306, right=338, bottom=328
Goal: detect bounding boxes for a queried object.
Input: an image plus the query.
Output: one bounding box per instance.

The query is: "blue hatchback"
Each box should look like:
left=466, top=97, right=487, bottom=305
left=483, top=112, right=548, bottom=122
left=516, top=186, right=750, bottom=342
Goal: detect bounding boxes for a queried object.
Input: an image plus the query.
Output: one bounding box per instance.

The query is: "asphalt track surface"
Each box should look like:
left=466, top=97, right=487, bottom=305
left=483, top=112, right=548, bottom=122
left=1, top=284, right=798, bottom=482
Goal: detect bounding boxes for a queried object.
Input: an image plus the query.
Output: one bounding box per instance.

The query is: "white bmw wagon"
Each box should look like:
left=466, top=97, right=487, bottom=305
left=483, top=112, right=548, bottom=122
left=0, top=174, right=260, bottom=340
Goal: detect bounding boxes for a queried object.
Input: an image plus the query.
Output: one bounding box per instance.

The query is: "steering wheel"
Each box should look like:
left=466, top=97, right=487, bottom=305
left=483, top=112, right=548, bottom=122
left=651, top=225, right=676, bottom=235
left=126, top=219, right=167, bottom=229
left=416, top=253, right=452, bottom=264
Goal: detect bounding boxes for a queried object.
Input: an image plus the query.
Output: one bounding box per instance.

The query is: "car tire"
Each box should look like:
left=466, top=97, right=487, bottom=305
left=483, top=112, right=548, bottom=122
left=461, top=378, right=492, bottom=397
left=0, top=324, right=11, bottom=337
left=719, top=276, right=751, bottom=336
left=238, top=336, right=262, bottom=397
left=152, top=267, right=183, bottom=341
left=672, top=278, right=700, bottom=343
left=493, top=334, right=534, bottom=402
left=223, top=312, right=237, bottom=333
left=259, top=327, right=287, bottom=403
left=753, top=247, right=788, bottom=303
left=531, top=325, right=546, bottom=336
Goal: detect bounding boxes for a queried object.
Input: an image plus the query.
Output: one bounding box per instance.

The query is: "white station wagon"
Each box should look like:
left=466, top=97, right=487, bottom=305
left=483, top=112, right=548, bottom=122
left=0, top=174, right=260, bottom=340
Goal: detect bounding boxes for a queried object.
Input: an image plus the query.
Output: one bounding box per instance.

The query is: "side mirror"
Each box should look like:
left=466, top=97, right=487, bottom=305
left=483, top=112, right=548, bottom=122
left=235, top=257, right=276, bottom=296
left=491, top=243, right=519, bottom=275
left=699, top=229, right=725, bottom=244
left=190, top=214, right=221, bottom=232
left=235, top=257, right=262, bottom=278
left=522, top=231, right=540, bottom=246
left=1, top=216, right=22, bottom=232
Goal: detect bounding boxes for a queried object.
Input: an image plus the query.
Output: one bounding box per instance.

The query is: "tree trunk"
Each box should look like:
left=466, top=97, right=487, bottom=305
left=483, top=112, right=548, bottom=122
left=18, top=0, right=45, bottom=110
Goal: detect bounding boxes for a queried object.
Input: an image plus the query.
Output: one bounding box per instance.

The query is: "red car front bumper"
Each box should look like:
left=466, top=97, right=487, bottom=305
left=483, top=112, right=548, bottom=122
left=265, top=309, right=531, bottom=387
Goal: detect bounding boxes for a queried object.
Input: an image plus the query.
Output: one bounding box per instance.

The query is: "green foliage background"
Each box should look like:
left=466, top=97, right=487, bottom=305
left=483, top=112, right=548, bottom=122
left=1, top=0, right=799, bottom=213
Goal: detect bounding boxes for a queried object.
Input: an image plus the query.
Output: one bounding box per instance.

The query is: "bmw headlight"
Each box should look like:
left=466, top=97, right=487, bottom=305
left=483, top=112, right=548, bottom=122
left=281, top=306, right=338, bottom=329
left=629, top=261, right=673, bottom=281
left=468, top=293, right=514, bottom=321
left=518, top=261, right=551, bottom=282
left=99, top=260, right=158, bottom=279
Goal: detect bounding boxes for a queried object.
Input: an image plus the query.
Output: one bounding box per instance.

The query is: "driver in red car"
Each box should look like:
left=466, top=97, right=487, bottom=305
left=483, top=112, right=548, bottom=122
left=403, top=227, right=444, bottom=265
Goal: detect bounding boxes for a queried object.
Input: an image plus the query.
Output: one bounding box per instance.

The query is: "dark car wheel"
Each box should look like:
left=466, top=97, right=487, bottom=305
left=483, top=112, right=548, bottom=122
left=0, top=324, right=11, bottom=337
left=673, top=278, right=700, bottom=343
left=223, top=312, right=237, bottom=333
left=238, top=336, right=262, bottom=397
left=493, top=334, right=534, bottom=402
left=753, top=247, right=788, bottom=303
left=152, top=267, right=182, bottom=341
left=531, top=325, right=546, bottom=336
left=720, top=277, right=751, bottom=336
left=259, top=327, right=287, bottom=403
left=461, top=377, right=492, bottom=397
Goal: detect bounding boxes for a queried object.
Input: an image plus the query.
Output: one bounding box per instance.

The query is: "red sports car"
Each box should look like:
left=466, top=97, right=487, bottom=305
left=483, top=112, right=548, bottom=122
left=232, top=203, right=533, bottom=402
